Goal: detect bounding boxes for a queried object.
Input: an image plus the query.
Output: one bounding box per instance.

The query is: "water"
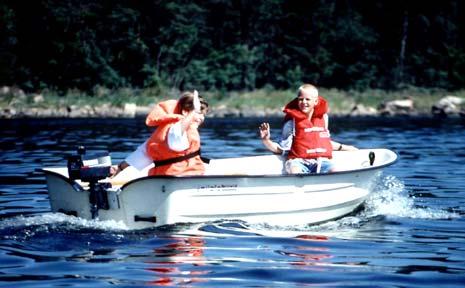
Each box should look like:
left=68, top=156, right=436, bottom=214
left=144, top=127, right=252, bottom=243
left=1, top=117, right=465, bottom=287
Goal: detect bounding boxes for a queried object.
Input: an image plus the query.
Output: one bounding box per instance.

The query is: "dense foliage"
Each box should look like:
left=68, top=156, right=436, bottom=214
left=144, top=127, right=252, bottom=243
left=1, top=0, right=464, bottom=93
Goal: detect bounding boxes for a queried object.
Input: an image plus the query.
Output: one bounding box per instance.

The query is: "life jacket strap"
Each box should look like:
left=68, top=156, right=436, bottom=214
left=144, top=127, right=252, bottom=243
left=154, top=150, right=201, bottom=167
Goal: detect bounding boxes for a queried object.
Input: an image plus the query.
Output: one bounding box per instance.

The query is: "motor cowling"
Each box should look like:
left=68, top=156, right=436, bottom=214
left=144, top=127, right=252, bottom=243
left=67, top=146, right=112, bottom=182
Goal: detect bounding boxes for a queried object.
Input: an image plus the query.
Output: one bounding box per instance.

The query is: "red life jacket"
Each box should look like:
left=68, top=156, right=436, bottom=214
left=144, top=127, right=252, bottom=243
left=145, top=100, right=205, bottom=176
left=284, top=96, right=333, bottom=159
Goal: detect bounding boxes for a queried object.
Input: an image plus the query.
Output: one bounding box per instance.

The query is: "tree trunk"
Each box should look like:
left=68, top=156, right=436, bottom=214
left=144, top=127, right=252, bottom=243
left=398, top=10, right=409, bottom=85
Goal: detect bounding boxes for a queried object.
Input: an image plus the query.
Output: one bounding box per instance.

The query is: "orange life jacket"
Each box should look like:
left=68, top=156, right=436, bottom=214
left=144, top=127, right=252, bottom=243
left=145, top=100, right=205, bottom=176
left=284, top=96, right=333, bottom=159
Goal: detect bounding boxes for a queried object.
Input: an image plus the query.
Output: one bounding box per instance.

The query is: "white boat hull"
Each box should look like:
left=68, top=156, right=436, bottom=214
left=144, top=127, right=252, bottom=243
left=41, top=149, right=397, bottom=229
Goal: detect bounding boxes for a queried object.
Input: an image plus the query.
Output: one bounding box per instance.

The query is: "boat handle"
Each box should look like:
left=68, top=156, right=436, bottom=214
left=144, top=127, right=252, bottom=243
left=134, top=215, right=157, bottom=223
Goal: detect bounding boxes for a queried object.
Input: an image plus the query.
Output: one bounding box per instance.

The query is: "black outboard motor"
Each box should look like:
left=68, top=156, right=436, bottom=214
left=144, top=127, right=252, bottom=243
left=67, top=146, right=112, bottom=219
left=67, top=146, right=85, bottom=180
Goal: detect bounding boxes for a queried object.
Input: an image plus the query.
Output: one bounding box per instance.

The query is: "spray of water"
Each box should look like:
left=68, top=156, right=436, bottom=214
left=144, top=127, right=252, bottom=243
left=364, top=175, right=458, bottom=220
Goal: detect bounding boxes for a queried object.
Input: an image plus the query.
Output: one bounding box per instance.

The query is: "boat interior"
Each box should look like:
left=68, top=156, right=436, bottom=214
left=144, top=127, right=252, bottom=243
left=43, top=149, right=396, bottom=189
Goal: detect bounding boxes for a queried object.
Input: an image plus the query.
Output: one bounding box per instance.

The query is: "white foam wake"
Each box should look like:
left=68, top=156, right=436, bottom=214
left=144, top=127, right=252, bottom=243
left=365, top=175, right=458, bottom=220
left=0, top=213, right=129, bottom=231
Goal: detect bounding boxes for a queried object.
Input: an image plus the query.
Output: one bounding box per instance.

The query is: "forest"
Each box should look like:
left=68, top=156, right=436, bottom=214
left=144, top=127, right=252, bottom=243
left=1, top=0, right=464, bottom=94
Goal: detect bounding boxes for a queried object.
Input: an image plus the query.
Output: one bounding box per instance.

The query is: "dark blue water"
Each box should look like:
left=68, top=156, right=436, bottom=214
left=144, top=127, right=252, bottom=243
left=1, top=117, right=465, bottom=287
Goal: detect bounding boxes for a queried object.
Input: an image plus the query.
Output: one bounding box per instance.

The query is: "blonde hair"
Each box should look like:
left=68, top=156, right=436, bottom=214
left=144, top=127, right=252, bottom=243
left=297, top=84, right=318, bottom=98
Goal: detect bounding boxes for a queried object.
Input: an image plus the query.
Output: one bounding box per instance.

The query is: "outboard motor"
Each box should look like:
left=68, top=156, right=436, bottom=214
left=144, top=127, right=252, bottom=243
left=67, top=146, right=113, bottom=219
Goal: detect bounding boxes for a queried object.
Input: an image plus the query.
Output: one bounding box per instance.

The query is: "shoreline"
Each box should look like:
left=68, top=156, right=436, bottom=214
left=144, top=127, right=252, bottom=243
left=1, top=105, right=463, bottom=120
left=1, top=86, right=464, bottom=119
left=0, top=105, right=425, bottom=119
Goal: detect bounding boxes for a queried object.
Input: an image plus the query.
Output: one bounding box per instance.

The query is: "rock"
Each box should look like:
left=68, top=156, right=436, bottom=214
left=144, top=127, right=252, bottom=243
left=223, top=108, right=241, bottom=117
left=378, top=99, right=414, bottom=115
left=438, top=95, right=463, bottom=106
left=0, top=86, right=10, bottom=95
left=93, top=103, right=113, bottom=117
left=432, top=95, right=464, bottom=117
left=81, top=105, right=93, bottom=116
left=123, top=103, right=137, bottom=118
left=135, top=106, right=151, bottom=116
left=1, top=107, right=16, bottom=118
left=350, top=104, right=378, bottom=116
left=32, top=94, right=44, bottom=103
left=67, top=105, right=83, bottom=118
left=0, top=86, right=25, bottom=98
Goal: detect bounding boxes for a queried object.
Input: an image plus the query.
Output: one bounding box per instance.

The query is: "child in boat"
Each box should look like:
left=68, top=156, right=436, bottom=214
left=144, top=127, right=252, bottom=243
left=259, top=84, right=357, bottom=174
left=111, top=91, right=209, bottom=177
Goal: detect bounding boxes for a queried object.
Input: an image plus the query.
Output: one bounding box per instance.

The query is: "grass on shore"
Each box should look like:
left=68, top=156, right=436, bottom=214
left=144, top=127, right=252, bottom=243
left=1, top=86, right=464, bottom=114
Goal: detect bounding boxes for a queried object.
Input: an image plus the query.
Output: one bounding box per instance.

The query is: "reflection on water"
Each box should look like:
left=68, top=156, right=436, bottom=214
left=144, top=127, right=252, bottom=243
left=279, top=235, right=332, bottom=269
left=1, top=117, right=465, bottom=287
left=146, top=237, right=208, bottom=286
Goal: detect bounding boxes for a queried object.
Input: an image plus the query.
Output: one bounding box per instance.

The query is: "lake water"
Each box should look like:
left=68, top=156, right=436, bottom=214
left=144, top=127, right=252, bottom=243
left=1, top=117, right=465, bottom=287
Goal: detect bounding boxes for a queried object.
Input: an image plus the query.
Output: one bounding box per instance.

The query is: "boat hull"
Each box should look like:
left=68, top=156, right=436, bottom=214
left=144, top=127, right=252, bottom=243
left=42, top=149, right=397, bottom=229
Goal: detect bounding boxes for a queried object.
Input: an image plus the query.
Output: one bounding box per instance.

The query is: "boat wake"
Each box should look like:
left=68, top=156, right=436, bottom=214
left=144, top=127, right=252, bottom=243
left=0, top=213, right=129, bottom=238
left=364, top=174, right=458, bottom=220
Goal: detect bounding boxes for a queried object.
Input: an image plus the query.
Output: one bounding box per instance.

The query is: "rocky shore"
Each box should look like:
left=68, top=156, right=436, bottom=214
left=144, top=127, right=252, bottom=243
left=1, top=86, right=464, bottom=119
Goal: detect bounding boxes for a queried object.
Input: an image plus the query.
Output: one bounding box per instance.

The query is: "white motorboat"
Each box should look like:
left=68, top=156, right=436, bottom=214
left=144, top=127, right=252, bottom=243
left=40, top=149, right=397, bottom=230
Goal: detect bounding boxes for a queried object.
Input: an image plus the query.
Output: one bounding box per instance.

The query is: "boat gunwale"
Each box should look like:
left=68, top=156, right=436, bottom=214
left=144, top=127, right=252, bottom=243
left=120, top=150, right=397, bottom=189
left=37, top=150, right=397, bottom=190
left=36, top=168, right=86, bottom=191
